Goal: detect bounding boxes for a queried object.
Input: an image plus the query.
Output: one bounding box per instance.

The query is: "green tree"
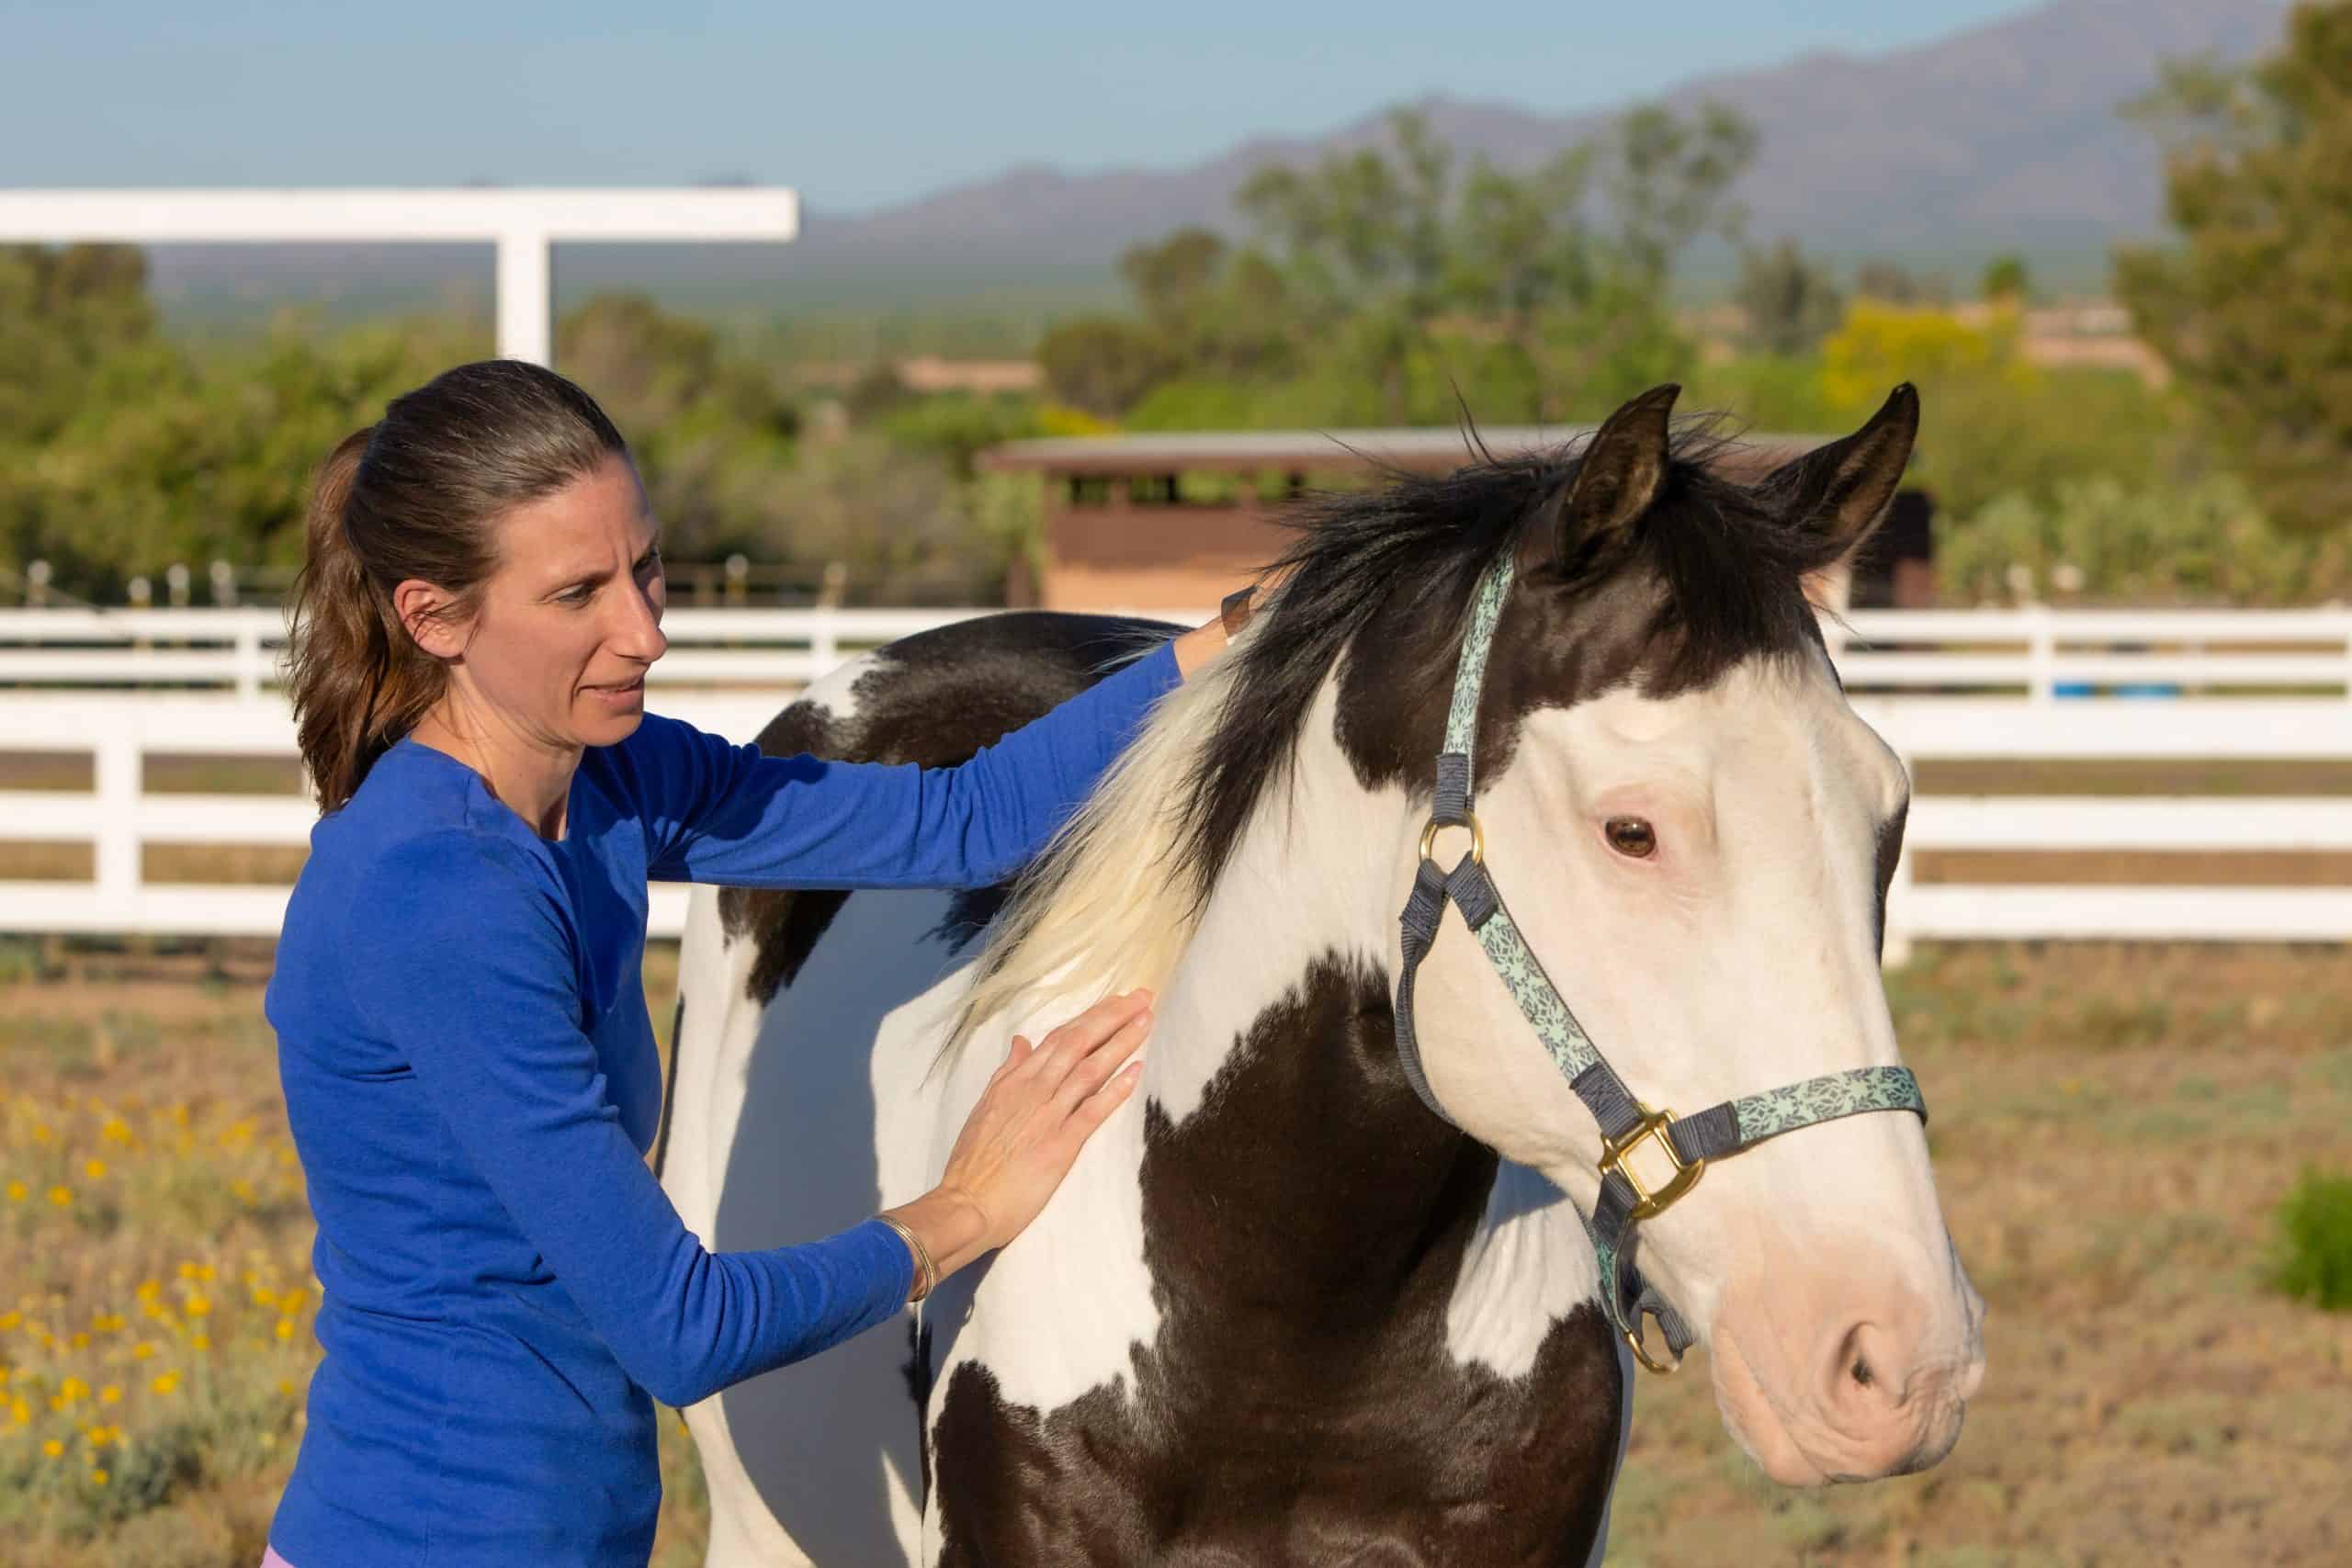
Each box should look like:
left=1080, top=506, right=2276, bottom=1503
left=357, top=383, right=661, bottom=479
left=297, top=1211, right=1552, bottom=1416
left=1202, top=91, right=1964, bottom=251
left=2115, top=3, right=2352, bottom=534
left=1980, top=253, right=2030, bottom=301
left=1736, top=239, right=1846, bottom=355
left=1035, top=315, right=1171, bottom=417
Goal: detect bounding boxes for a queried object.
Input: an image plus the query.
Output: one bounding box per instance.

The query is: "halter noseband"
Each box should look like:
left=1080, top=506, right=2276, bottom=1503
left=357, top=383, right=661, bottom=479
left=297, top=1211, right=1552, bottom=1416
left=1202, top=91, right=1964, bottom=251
left=1392, top=555, right=1927, bottom=1374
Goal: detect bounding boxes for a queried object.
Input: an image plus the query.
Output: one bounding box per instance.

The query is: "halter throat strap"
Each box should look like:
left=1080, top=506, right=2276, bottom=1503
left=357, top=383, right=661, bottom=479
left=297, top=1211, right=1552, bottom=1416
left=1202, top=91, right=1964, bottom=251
left=1391, top=554, right=1926, bottom=1373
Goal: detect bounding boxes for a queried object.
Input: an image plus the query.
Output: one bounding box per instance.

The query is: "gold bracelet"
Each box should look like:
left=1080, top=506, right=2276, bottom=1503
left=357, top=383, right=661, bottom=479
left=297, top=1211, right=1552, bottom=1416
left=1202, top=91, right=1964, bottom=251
left=876, top=1213, right=936, bottom=1304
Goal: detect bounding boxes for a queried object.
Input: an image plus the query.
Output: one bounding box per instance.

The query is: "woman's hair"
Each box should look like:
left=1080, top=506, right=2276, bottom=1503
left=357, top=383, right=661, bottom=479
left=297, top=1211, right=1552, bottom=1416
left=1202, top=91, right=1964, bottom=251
left=285, top=359, right=628, bottom=814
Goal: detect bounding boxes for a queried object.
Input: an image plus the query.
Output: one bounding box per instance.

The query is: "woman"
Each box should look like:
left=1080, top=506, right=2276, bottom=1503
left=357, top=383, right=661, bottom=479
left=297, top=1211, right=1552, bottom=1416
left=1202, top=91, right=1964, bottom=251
left=257, top=359, right=1252, bottom=1567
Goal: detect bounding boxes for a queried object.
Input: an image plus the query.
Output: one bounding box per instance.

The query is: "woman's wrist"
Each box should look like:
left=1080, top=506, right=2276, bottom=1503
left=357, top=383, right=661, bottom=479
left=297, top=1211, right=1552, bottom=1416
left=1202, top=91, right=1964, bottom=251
left=880, top=1188, right=992, bottom=1296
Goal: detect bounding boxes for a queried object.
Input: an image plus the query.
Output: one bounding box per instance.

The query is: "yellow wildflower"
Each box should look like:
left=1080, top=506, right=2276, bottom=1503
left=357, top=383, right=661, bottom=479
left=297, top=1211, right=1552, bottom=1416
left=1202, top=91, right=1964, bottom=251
left=191, top=1333, right=210, bottom=1351
left=252, top=1286, right=278, bottom=1308
left=31, top=1124, right=51, bottom=1144
left=92, top=1313, right=124, bottom=1334
left=135, top=1280, right=160, bottom=1303
left=9, top=1398, right=28, bottom=1427
left=100, top=1117, right=132, bottom=1145
left=275, top=1318, right=296, bottom=1342
left=151, top=1371, right=179, bottom=1394
left=130, top=1341, right=155, bottom=1361
left=43, top=1438, right=62, bottom=1458
left=0, top=1311, right=17, bottom=1329
left=184, top=1293, right=211, bottom=1318
left=276, top=1379, right=295, bottom=1396
left=47, top=1186, right=71, bottom=1206
left=98, top=1385, right=120, bottom=1404
left=90, top=1467, right=108, bottom=1485
left=70, top=1330, right=90, bottom=1349
left=62, top=1377, right=87, bottom=1400
left=4, top=1180, right=24, bottom=1202
left=278, top=1288, right=307, bottom=1316
left=83, top=1158, right=107, bottom=1180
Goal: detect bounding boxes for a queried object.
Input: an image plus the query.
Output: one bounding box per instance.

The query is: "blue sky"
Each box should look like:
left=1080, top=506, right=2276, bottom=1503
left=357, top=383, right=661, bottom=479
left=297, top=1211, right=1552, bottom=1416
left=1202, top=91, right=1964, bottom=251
left=7, top=0, right=2043, bottom=211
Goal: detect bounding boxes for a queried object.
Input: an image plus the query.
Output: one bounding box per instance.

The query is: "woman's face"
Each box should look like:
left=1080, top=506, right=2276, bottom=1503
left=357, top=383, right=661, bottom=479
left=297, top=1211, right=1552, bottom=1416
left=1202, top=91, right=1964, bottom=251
left=410, top=451, right=668, bottom=753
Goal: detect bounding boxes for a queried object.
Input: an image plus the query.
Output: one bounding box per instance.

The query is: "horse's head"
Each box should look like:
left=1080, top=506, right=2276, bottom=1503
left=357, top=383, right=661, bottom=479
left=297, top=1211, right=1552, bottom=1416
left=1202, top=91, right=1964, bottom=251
left=1327, top=384, right=1983, bottom=1484
left=956, top=382, right=1983, bottom=1487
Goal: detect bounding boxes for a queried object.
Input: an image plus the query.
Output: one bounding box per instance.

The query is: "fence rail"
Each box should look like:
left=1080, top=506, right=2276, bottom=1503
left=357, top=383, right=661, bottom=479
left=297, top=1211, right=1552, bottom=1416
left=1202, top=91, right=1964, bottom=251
left=1, top=682, right=2347, bottom=949
left=4, top=604, right=2350, bottom=701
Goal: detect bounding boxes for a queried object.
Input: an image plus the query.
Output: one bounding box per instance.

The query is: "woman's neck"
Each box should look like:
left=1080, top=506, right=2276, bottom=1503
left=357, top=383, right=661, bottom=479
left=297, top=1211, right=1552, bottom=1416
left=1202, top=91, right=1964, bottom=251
left=406, top=696, right=582, bottom=840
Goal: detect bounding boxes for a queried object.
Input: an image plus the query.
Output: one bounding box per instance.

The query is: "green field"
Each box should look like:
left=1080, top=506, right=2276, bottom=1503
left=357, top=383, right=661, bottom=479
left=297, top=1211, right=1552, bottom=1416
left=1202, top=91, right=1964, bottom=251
left=3, top=941, right=2347, bottom=1566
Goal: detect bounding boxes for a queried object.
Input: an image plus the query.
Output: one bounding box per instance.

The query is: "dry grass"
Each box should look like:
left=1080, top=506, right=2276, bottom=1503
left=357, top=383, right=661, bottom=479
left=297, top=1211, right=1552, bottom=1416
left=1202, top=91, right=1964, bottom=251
left=2, top=939, right=2346, bottom=1566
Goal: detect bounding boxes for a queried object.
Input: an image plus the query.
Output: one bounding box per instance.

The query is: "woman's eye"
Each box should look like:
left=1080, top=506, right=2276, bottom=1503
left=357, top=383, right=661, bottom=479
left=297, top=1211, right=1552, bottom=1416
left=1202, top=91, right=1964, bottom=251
left=560, top=585, right=595, bottom=605
left=1604, top=817, right=1657, bottom=859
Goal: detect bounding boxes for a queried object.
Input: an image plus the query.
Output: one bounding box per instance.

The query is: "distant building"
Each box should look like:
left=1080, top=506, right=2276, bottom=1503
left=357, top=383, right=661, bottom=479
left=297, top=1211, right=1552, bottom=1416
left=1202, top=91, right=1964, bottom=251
left=978, top=426, right=1937, bottom=614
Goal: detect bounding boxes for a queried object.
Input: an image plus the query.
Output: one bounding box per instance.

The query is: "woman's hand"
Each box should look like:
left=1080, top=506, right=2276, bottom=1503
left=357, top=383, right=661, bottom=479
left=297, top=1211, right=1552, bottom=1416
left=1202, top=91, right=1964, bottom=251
left=882, top=988, right=1152, bottom=1287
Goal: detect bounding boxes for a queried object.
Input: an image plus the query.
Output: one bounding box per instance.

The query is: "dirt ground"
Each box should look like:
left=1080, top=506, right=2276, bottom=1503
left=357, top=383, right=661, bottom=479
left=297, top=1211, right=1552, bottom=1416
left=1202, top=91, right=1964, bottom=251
left=1, top=939, right=2346, bottom=1566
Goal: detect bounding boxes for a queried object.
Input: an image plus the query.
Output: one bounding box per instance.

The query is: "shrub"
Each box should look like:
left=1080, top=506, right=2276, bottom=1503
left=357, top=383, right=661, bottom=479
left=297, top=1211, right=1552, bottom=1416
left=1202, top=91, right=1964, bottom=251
left=2267, top=1168, right=2352, bottom=1311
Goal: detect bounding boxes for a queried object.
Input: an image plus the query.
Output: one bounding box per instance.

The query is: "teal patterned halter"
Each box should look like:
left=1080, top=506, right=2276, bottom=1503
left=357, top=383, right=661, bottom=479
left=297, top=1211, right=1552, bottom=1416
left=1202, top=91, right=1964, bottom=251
left=1392, top=554, right=1927, bottom=1373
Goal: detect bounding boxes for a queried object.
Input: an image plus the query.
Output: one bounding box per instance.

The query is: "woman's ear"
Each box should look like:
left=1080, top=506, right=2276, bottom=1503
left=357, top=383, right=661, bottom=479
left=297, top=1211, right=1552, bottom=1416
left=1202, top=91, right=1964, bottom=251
left=392, top=578, right=470, bottom=661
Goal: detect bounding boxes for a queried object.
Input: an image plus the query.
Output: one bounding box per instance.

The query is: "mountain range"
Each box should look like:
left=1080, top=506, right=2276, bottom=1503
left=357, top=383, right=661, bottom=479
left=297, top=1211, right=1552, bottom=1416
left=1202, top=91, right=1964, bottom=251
left=143, top=0, right=2287, bottom=319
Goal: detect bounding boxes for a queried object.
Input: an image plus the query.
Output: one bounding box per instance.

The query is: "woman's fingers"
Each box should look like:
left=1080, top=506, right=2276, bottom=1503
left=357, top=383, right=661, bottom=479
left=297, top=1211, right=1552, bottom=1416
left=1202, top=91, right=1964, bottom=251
left=1051, top=1010, right=1150, bottom=1110
left=1023, top=987, right=1150, bottom=1087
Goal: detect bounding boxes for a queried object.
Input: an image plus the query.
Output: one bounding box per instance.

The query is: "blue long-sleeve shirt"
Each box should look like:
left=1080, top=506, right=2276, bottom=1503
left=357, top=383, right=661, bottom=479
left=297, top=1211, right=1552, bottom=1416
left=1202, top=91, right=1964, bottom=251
left=262, top=637, right=1181, bottom=1568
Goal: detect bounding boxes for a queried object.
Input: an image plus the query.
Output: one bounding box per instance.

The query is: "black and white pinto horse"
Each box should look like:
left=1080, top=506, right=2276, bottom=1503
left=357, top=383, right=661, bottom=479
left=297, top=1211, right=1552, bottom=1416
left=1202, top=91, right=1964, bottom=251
left=653, top=384, right=1986, bottom=1565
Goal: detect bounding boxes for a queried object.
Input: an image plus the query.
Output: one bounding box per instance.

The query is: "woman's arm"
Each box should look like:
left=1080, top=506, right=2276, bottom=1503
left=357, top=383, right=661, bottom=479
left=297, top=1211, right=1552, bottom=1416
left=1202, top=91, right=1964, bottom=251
left=632, top=614, right=1230, bottom=892
left=342, top=829, right=914, bottom=1409
left=341, top=829, right=1154, bottom=1404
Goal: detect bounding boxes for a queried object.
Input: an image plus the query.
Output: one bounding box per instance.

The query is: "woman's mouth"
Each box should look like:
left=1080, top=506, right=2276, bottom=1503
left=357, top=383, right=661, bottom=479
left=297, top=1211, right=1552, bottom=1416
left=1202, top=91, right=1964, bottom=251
left=584, top=675, right=646, bottom=707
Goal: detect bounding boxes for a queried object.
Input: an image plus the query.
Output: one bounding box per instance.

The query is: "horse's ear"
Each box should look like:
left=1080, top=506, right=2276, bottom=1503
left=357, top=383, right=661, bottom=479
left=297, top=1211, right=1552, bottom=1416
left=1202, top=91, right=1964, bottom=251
left=1763, top=383, right=1919, bottom=559
left=1533, top=384, right=1679, bottom=570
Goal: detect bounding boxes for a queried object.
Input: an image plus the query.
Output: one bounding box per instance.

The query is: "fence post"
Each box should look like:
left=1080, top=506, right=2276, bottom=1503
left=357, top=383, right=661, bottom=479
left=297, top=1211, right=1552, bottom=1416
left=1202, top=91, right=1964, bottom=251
left=234, top=616, right=263, bottom=702
left=93, top=716, right=141, bottom=924
left=2026, top=604, right=2055, bottom=705
left=810, top=604, right=840, bottom=676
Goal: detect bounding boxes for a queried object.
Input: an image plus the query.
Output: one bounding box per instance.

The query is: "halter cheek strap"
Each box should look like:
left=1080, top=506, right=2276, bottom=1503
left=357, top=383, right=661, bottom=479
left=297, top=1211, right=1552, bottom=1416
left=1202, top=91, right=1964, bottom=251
left=1392, top=555, right=1928, bottom=1373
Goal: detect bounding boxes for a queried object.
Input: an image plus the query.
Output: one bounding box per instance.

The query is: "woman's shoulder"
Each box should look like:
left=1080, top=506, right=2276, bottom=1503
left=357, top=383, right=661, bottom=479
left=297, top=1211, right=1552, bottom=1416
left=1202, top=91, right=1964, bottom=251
left=307, top=750, right=560, bottom=914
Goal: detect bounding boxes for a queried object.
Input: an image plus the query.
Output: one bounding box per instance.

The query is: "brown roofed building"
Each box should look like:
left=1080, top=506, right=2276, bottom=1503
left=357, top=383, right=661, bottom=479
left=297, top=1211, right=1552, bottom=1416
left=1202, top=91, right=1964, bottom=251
left=978, top=427, right=1936, bottom=615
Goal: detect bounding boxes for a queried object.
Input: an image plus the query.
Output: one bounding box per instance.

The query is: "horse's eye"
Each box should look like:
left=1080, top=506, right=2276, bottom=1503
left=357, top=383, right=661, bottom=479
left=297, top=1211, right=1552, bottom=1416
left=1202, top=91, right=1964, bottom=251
left=1604, top=818, right=1657, bottom=859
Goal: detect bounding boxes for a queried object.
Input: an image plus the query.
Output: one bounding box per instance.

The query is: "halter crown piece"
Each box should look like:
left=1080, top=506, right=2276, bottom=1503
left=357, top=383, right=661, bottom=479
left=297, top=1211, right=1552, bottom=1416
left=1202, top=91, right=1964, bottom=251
left=1392, top=555, right=1928, bottom=1374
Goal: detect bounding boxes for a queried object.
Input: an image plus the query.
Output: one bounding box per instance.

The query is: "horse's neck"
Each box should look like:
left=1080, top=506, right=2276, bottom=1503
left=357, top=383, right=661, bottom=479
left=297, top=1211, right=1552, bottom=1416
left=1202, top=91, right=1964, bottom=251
left=1139, top=681, right=1606, bottom=1369
left=1136, top=687, right=1501, bottom=1324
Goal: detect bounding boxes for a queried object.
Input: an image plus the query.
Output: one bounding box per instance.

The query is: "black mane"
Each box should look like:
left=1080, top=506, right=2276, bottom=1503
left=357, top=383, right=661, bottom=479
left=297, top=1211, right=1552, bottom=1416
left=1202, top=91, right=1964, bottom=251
left=1172, top=417, right=1858, bottom=911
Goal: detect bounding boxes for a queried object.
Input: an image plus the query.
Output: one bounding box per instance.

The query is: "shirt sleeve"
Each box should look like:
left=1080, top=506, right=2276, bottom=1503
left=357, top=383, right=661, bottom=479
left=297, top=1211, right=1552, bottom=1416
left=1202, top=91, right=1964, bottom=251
left=336, top=829, right=914, bottom=1410
left=629, top=634, right=1182, bottom=891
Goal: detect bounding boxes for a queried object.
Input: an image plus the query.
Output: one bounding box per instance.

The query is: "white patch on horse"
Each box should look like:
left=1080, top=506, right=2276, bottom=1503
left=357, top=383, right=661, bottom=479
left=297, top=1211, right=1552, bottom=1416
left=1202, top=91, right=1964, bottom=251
left=1443, top=1159, right=1605, bottom=1378
left=796, top=649, right=885, bottom=728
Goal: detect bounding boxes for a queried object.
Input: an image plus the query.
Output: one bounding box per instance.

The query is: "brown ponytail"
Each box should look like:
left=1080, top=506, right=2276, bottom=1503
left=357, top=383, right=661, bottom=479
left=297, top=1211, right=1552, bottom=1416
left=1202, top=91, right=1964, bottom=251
left=283, top=359, right=628, bottom=814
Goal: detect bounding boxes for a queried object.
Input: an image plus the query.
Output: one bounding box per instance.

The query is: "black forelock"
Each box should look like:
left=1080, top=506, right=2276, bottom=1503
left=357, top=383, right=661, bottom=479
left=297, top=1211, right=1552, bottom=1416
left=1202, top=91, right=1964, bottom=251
left=1171, top=414, right=1855, bottom=912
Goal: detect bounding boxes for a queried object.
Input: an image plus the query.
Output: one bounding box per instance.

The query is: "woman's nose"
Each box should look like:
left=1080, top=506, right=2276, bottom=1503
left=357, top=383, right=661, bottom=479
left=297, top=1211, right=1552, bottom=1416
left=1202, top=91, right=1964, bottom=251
left=611, top=577, right=667, bottom=662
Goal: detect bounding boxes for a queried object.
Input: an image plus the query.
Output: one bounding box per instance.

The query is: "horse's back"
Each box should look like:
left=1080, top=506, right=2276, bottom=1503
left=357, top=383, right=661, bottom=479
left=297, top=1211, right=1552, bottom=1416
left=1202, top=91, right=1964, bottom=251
left=659, top=612, right=1177, bottom=1568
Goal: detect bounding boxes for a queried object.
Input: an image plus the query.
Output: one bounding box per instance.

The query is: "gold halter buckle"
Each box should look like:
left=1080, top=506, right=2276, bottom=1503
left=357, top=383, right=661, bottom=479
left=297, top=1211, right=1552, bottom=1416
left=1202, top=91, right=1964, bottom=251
left=1418, top=812, right=1485, bottom=866
left=1599, top=1104, right=1706, bottom=1224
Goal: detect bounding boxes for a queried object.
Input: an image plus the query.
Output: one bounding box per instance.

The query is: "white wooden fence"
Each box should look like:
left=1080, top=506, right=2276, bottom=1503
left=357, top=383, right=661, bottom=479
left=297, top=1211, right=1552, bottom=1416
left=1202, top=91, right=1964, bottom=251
left=4, top=604, right=2350, bottom=702
left=0, top=695, right=2346, bottom=950
left=0, top=606, right=1006, bottom=701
